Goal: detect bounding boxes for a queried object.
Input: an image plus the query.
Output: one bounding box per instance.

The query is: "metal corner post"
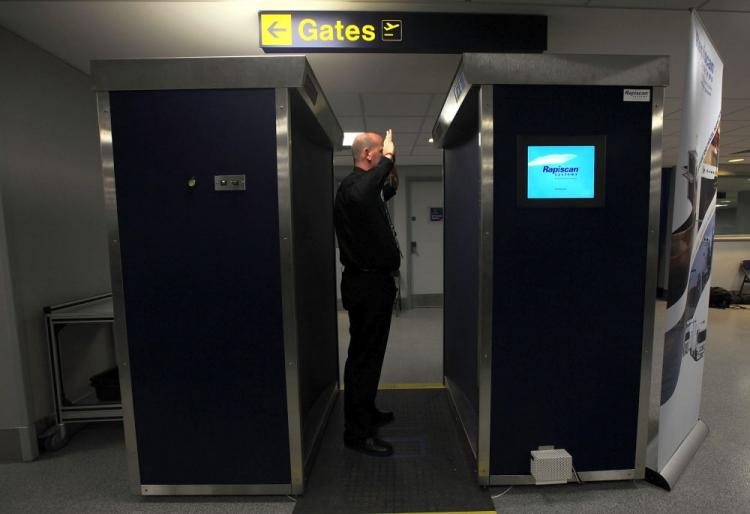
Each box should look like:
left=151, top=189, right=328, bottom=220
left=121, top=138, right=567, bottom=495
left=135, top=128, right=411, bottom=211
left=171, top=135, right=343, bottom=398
left=477, top=84, right=494, bottom=485
left=636, top=86, right=665, bottom=477
left=275, top=87, right=304, bottom=494
left=96, top=91, right=141, bottom=494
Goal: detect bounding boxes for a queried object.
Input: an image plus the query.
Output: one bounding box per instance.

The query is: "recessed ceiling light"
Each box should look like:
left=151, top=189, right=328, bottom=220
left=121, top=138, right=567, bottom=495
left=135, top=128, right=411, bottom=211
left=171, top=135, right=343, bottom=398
left=727, top=158, right=745, bottom=163
left=428, top=137, right=434, bottom=143
left=342, top=132, right=359, bottom=146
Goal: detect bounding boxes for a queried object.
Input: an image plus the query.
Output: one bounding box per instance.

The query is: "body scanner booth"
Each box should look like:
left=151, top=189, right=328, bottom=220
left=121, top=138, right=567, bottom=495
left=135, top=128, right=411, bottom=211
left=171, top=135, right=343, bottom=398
left=92, top=56, right=341, bottom=495
left=435, top=53, right=668, bottom=485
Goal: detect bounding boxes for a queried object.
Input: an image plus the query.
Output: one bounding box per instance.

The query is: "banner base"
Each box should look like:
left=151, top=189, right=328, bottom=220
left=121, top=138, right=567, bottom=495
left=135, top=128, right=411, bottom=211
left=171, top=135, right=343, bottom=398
left=646, top=419, right=708, bottom=491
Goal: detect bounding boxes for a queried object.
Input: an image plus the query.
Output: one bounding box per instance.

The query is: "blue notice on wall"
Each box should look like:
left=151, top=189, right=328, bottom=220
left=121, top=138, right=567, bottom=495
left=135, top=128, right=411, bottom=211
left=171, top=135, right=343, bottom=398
left=527, top=145, right=596, bottom=199
left=430, top=207, right=444, bottom=222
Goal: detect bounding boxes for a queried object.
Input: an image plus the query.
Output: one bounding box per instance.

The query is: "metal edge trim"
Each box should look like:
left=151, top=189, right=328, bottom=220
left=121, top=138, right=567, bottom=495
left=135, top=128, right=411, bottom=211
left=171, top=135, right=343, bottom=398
left=302, top=382, right=338, bottom=474
left=636, top=86, right=664, bottom=475
left=276, top=87, right=304, bottom=494
left=646, top=419, right=708, bottom=490
left=44, top=293, right=112, bottom=313
left=140, top=484, right=293, bottom=496
left=477, top=84, right=494, bottom=486
left=489, top=469, right=639, bottom=485
left=91, top=55, right=307, bottom=91
left=445, top=376, right=478, bottom=460
left=48, top=317, right=113, bottom=323
left=45, top=316, right=65, bottom=428
left=96, top=91, right=142, bottom=494
left=432, top=58, right=473, bottom=148
left=461, top=53, right=670, bottom=87
left=295, top=61, right=343, bottom=150
left=713, top=235, right=750, bottom=241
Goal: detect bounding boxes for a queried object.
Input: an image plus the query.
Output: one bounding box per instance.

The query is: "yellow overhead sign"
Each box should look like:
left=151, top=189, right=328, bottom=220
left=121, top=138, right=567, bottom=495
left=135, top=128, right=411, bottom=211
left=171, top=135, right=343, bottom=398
left=258, top=11, right=548, bottom=53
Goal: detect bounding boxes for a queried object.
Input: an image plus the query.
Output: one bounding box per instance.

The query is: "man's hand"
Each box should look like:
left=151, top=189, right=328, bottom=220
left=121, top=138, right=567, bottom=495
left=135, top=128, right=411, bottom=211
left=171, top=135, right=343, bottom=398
left=383, top=129, right=395, bottom=157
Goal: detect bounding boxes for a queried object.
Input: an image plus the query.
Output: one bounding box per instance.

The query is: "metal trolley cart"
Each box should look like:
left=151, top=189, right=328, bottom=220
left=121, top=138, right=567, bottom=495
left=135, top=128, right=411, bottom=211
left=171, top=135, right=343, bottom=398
left=42, top=293, right=117, bottom=450
left=93, top=55, right=342, bottom=495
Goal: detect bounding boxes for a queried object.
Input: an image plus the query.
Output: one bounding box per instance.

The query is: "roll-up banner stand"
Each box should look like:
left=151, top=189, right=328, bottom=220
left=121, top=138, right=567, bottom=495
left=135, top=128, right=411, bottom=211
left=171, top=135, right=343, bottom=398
left=647, top=10, right=722, bottom=491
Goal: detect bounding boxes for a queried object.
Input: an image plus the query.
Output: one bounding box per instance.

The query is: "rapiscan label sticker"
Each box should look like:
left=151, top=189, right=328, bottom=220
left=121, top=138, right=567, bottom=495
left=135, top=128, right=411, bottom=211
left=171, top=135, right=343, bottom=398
left=623, top=89, right=651, bottom=102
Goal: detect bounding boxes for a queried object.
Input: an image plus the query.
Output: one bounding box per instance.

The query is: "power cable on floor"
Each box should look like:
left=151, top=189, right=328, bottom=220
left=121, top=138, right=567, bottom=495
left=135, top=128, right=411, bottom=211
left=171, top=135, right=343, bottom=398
left=491, top=486, right=513, bottom=499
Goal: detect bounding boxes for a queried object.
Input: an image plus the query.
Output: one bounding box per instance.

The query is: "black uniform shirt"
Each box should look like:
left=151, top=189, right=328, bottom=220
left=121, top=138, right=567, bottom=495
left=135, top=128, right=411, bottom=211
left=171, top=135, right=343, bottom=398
left=334, top=157, right=400, bottom=272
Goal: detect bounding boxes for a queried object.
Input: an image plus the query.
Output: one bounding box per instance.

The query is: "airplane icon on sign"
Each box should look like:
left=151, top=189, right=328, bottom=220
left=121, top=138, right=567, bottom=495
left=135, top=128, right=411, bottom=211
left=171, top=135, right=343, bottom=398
left=381, top=19, right=402, bottom=41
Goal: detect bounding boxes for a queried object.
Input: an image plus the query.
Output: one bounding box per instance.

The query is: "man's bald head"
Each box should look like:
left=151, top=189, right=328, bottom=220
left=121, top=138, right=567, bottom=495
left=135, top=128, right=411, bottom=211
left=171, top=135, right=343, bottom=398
left=352, top=132, right=384, bottom=170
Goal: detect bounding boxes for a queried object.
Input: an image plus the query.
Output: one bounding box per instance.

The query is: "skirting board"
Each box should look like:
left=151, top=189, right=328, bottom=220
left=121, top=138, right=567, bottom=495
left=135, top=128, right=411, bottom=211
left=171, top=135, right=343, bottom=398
left=645, top=419, right=709, bottom=491
left=0, top=425, right=38, bottom=462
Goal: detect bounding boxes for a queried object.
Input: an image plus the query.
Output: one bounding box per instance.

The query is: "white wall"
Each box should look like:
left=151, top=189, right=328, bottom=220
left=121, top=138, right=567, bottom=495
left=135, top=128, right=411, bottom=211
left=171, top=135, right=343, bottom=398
left=0, top=27, right=110, bottom=434
left=712, top=240, right=750, bottom=292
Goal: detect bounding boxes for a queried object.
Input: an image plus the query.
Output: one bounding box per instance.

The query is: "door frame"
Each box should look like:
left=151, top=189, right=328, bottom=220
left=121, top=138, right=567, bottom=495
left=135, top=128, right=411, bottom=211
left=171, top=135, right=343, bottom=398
left=405, top=176, right=443, bottom=309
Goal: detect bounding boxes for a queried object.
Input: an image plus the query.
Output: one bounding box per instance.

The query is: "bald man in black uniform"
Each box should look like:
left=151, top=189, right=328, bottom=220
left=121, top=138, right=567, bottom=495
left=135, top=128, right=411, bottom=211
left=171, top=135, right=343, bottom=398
left=334, top=129, right=400, bottom=457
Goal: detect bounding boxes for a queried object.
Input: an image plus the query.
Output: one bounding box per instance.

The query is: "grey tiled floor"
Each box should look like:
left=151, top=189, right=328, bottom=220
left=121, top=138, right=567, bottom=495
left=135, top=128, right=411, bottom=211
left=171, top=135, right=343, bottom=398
left=1, top=306, right=748, bottom=513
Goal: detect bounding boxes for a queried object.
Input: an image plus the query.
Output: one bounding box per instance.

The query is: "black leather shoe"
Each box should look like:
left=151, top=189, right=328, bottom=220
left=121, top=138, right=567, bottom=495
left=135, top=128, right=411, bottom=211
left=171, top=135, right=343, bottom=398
left=373, top=410, right=395, bottom=427
left=345, top=437, right=394, bottom=457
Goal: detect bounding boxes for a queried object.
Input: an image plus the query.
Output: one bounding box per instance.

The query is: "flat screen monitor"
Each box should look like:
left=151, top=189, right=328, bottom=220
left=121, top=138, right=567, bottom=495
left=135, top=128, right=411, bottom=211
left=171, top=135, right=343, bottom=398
left=517, top=135, right=606, bottom=207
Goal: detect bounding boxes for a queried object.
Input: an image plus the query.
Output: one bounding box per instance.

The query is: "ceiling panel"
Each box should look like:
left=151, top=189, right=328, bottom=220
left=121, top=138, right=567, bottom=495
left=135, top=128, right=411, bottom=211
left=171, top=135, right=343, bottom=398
left=722, top=99, right=750, bottom=115
left=363, top=94, right=432, bottom=116
left=337, top=116, right=365, bottom=132
left=411, top=145, right=442, bottom=156
left=427, top=94, right=446, bottom=116
left=701, top=0, right=750, bottom=12
left=327, top=93, right=362, bottom=117
left=588, top=0, right=702, bottom=8
left=664, top=96, right=683, bottom=115
left=663, top=118, right=681, bottom=136
left=394, top=132, right=418, bottom=149
left=721, top=121, right=750, bottom=134
left=723, top=106, right=750, bottom=121
left=478, top=0, right=588, bottom=4
left=721, top=134, right=750, bottom=146
left=367, top=116, right=425, bottom=134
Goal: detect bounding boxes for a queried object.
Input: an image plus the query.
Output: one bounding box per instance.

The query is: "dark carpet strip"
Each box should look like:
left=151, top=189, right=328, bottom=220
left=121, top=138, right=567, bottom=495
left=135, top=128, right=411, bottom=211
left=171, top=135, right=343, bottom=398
left=293, top=389, right=493, bottom=514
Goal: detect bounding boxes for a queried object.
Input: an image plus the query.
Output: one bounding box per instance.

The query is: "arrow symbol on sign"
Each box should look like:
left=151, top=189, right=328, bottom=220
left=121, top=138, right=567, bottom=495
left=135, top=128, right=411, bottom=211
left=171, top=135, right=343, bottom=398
left=267, top=20, right=287, bottom=38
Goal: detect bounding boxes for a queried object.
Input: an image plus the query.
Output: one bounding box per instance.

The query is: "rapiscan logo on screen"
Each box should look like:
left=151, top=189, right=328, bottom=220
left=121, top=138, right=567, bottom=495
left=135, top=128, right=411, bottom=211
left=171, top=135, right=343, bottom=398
left=527, top=146, right=596, bottom=199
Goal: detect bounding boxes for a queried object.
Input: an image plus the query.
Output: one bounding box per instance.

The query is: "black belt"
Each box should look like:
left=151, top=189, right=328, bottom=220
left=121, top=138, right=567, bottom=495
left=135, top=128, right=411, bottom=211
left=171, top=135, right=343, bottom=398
left=345, top=267, right=393, bottom=274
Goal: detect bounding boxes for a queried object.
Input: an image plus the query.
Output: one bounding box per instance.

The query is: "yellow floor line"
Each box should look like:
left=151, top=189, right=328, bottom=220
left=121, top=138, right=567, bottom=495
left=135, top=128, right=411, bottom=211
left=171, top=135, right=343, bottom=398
left=393, top=511, right=496, bottom=514
left=339, top=383, right=446, bottom=391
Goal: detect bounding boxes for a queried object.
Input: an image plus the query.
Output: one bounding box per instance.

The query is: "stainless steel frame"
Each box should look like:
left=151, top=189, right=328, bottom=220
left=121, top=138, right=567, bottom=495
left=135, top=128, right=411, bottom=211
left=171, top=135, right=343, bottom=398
left=93, top=56, right=341, bottom=496
left=477, top=84, right=494, bottom=486
left=275, top=86, right=304, bottom=494
left=141, top=484, right=293, bottom=496
left=433, top=53, right=669, bottom=486
left=97, top=91, right=141, bottom=495
left=433, top=53, right=669, bottom=148
left=634, top=86, right=665, bottom=477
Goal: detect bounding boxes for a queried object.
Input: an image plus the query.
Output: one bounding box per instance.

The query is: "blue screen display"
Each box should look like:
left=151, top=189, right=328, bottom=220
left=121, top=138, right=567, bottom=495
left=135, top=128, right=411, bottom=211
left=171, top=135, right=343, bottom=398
left=527, top=145, right=596, bottom=199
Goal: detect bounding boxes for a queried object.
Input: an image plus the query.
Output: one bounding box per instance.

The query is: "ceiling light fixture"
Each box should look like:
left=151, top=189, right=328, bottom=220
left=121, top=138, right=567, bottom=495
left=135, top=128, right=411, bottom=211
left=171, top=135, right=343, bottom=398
left=342, top=132, right=359, bottom=146
left=728, top=158, right=745, bottom=163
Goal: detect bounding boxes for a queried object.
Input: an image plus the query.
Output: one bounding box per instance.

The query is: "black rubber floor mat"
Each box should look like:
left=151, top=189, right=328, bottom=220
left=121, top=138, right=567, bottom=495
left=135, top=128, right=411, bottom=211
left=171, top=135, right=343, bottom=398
left=293, top=389, right=494, bottom=514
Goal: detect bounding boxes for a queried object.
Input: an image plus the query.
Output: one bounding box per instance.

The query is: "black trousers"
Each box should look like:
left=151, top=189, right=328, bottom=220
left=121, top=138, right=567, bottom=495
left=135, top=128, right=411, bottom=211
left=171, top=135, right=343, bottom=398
left=341, top=269, right=396, bottom=441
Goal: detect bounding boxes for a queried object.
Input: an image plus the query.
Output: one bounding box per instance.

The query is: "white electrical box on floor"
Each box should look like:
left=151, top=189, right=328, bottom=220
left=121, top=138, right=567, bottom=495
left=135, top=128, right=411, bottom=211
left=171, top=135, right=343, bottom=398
left=530, top=449, right=573, bottom=485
